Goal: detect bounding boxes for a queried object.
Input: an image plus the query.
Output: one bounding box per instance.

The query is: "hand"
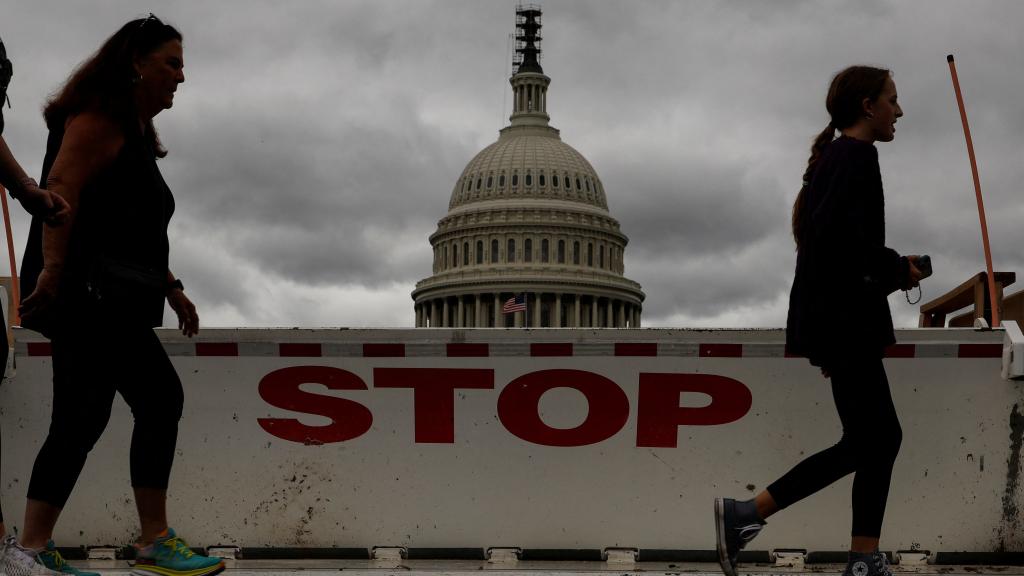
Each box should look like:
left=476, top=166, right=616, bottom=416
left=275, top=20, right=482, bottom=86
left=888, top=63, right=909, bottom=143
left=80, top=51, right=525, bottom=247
left=906, top=255, right=925, bottom=289
left=19, top=267, right=60, bottom=323
left=13, top=178, right=71, bottom=226
left=167, top=289, right=199, bottom=337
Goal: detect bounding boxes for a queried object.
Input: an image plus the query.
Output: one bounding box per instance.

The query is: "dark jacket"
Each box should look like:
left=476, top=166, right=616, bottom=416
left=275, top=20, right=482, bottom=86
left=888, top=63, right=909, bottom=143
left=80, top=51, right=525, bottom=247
left=786, top=135, right=908, bottom=366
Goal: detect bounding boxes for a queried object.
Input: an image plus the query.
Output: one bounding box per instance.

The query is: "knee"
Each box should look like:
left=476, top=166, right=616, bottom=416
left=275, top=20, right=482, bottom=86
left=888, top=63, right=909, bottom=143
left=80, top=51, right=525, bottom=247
left=130, top=383, right=184, bottom=424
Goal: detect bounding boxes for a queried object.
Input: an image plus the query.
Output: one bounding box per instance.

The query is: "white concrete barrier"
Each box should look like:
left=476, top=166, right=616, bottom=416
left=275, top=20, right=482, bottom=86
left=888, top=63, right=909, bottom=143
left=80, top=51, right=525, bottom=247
left=1, top=326, right=1021, bottom=557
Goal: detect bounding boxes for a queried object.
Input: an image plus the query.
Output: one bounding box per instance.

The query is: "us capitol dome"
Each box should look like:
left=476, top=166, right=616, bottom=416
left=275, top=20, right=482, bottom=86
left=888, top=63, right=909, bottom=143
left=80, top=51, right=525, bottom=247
left=412, top=5, right=644, bottom=328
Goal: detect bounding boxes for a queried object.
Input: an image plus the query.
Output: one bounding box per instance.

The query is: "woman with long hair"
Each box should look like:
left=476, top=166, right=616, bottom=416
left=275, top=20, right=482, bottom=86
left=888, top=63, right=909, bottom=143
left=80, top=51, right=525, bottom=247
left=714, top=66, right=924, bottom=576
left=14, top=15, right=222, bottom=576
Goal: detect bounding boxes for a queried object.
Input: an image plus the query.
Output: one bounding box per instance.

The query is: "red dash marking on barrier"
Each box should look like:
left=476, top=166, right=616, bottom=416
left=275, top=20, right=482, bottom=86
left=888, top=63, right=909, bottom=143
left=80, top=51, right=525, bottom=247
left=531, top=343, right=573, bottom=356
left=447, top=343, right=488, bottom=357
left=615, top=343, right=657, bottom=356
left=699, top=344, right=742, bottom=358
left=363, top=343, right=405, bottom=357
left=26, top=342, right=52, bottom=356
left=884, top=344, right=916, bottom=358
left=279, top=343, right=322, bottom=357
left=196, top=343, right=239, bottom=356
left=958, top=343, right=1002, bottom=358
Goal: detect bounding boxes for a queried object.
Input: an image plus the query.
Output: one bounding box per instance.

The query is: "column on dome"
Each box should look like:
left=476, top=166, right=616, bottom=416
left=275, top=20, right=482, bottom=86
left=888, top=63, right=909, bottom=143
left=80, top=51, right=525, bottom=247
left=457, top=296, right=465, bottom=327
left=416, top=304, right=423, bottom=327
left=494, top=293, right=501, bottom=327
left=431, top=300, right=439, bottom=327
left=554, top=293, right=562, bottom=328
left=618, top=301, right=626, bottom=327
left=475, top=295, right=483, bottom=328
left=606, top=298, right=614, bottom=328
left=591, top=298, right=598, bottom=327
left=634, top=307, right=641, bottom=328
left=442, top=299, right=450, bottom=328
left=533, top=293, right=541, bottom=327
left=573, top=295, right=581, bottom=328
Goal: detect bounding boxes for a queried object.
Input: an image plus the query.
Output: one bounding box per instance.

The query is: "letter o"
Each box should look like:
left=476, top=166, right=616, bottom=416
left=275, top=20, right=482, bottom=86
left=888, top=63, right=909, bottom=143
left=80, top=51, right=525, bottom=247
left=497, top=369, right=629, bottom=446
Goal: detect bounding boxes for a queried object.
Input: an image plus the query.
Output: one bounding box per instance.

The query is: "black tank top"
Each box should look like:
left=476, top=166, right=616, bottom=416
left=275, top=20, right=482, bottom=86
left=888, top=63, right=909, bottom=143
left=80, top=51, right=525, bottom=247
left=20, top=119, right=175, bottom=334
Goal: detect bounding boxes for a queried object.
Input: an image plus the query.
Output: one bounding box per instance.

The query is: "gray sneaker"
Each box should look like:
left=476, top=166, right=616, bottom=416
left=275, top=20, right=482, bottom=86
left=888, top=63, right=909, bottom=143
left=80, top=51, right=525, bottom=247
left=714, top=498, right=765, bottom=576
left=842, top=551, right=893, bottom=576
left=0, top=537, right=62, bottom=576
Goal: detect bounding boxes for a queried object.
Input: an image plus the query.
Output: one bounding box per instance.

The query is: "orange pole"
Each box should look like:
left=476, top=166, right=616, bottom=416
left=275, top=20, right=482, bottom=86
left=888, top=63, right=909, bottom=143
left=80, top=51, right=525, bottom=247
left=947, top=54, right=999, bottom=327
left=0, top=183, right=20, bottom=325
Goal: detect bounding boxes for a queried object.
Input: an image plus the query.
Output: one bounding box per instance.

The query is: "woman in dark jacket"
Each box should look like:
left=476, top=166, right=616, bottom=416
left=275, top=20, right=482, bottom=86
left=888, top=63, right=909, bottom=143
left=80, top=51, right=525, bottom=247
left=15, top=16, right=222, bottom=576
left=714, top=66, right=924, bottom=576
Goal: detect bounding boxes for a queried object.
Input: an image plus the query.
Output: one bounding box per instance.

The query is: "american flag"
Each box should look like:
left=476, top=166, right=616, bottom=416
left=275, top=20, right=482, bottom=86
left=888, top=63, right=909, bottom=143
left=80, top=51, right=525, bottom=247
left=502, top=293, right=527, bottom=313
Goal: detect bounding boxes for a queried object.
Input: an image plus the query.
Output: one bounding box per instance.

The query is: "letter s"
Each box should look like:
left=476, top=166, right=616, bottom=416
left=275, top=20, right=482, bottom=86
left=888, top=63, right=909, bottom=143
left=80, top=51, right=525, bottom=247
left=257, top=366, right=372, bottom=445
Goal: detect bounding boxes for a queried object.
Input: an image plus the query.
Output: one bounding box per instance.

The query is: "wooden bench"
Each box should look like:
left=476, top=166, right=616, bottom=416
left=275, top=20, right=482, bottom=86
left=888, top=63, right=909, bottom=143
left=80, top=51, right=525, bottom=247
left=918, top=271, right=1016, bottom=327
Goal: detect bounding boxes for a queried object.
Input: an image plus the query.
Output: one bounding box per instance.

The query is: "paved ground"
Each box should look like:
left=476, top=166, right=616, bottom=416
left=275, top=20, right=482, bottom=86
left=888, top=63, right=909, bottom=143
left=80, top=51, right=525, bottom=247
left=65, top=559, right=1024, bottom=576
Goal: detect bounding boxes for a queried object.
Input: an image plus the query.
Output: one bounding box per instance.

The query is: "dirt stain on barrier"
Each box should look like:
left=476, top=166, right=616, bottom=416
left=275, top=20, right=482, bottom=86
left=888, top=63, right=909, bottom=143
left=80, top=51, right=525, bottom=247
left=997, top=403, right=1023, bottom=551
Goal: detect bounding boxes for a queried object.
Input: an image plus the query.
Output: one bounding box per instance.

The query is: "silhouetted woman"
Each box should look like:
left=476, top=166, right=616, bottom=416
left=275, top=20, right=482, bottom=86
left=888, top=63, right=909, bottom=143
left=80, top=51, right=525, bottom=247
left=715, top=65, right=924, bottom=576
left=17, top=16, right=222, bottom=576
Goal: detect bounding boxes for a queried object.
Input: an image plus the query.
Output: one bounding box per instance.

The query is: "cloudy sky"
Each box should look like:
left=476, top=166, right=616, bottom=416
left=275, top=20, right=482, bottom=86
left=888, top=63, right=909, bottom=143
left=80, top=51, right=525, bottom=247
left=2, top=1, right=1022, bottom=329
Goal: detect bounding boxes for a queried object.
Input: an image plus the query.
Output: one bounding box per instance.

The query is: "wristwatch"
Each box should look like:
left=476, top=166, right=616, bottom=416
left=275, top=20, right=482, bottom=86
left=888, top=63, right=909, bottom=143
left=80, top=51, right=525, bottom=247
left=167, top=278, right=184, bottom=292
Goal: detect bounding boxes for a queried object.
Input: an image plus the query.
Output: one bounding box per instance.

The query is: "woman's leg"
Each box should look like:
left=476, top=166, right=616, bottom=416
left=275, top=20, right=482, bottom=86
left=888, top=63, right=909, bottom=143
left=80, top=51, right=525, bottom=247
left=22, top=333, right=116, bottom=548
left=116, top=329, right=183, bottom=545
left=765, top=358, right=901, bottom=547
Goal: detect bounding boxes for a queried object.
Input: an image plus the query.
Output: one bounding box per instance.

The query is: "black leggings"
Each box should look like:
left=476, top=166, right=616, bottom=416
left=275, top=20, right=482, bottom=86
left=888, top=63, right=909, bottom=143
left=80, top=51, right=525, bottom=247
left=766, top=357, right=902, bottom=538
left=27, top=326, right=183, bottom=508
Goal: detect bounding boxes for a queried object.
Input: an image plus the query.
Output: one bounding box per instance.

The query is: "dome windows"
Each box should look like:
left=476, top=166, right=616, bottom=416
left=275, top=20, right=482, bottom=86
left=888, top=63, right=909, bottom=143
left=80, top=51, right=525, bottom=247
left=539, top=173, right=546, bottom=187
left=476, top=240, right=484, bottom=264
left=491, top=239, right=499, bottom=263
left=476, top=177, right=482, bottom=191
left=507, top=238, right=516, bottom=263
left=564, top=175, right=570, bottom=189
left=573, top=241, right=580, bottom=265
left=499, top=174, right=506, bottom=188
left=524, top=239, right=533, bottom=262
left=552, top=174, right=559, bottom=188
left=512, top=173, right=519, bottom=187
left=463, top=242, right=469, bottom=266
left=557, top=240, right=566, bottom=264
left=525, top=172, right=533, bottom=187
left=576, top=177, right=582, bottom=191
left=541, top=239, right=549, bottom=263
left=486, top=175, right=493, bottom=189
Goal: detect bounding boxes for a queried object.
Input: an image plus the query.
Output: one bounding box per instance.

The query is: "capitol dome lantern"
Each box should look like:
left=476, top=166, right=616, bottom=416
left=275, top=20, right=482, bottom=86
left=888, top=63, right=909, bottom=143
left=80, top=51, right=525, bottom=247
left=412, top=5, right=644, bottom=328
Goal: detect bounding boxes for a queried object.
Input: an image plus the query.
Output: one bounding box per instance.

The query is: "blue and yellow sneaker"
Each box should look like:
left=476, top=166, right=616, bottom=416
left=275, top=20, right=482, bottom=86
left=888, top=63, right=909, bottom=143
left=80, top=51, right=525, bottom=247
left=131, top=529, right=224, bottom=576
left=37, top=541, right=100, bottom=576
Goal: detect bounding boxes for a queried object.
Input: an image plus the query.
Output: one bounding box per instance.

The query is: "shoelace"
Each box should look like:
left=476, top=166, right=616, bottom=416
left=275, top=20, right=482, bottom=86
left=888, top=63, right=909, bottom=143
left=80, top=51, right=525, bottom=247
left=160, top=537, right=194, bottom=560
left=873, top=553, right=893, bottom=576
left=40, top=549, right=66, bottom=571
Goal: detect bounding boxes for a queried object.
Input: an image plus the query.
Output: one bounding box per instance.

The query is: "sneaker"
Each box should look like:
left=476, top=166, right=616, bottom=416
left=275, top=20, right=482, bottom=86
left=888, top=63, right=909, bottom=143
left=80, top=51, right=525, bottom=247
left=714, top=498, right=765, bottom=576
left=132, top=529, right=224, bottom=576
left=0, top=536, right=62, bottom=576
left=842, top=551, right=893, bottom=576
left=36, top=542, right=99, bottom=576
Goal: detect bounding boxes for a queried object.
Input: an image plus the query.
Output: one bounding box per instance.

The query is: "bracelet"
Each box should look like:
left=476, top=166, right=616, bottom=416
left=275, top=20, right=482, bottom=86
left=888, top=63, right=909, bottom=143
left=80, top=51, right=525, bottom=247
left=167, top=278, right=184, bottom=292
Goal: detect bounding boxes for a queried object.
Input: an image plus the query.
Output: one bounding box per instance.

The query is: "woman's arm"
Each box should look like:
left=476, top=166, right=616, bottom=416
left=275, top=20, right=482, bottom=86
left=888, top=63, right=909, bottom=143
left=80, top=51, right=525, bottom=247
left=165, top=268, right=199, bottom=337
left=19, top=112, right=122, bottom=320
left=0, top=135, right=70, bottom=224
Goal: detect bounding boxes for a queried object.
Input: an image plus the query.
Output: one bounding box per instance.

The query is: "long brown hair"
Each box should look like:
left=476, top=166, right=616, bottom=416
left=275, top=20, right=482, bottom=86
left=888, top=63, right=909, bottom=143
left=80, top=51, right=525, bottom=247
left=792, top=65, right=891, bottom=248
left=43, top=15, right=182, bottom=158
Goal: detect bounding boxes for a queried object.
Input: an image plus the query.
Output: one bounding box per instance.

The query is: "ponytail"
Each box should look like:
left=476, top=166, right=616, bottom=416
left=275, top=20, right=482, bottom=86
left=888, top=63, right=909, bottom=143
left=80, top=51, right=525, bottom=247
left=792, top=124, right=836, bottom=249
